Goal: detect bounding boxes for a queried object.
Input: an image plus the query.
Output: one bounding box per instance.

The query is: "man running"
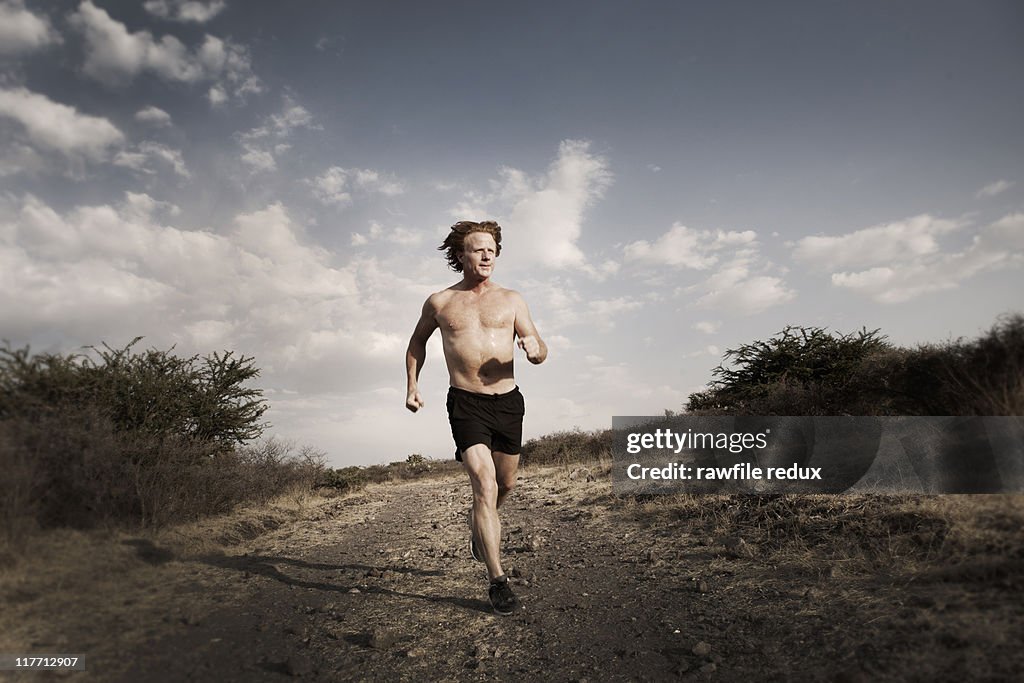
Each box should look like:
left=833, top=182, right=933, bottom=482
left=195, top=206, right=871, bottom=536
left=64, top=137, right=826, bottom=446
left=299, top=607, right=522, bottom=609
left=405, top=220, right=547, bottom=615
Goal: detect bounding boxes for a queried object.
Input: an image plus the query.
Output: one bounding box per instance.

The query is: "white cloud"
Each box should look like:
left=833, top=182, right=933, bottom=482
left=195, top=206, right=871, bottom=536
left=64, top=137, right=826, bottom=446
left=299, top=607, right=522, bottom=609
left=239, top=97, right=318, bottom=172
left=0, top=141, right=47, bottom=177
left=311, top=166, right=350, bottom=205
left=309, top=166, right=404, bottom=205
left=986, top=212, right=1024, bottom=250
left=449, top=139, right=612, bottom=271
left=70, top=1, right=259, bottom=100
left=975, top=179, right=1014, bottom=199
left=792, top=214, right=962, bottom=271
left=0, top=86, right=123, bottom=161
left=143, top=0, right=226, bottom=23
left=207, top=85, right=228, bottom=106
left=695, top=254, right=795, bottom=314
left=240, top=146, right=275, bottom=172
left=1, top=195, right=422, bottom=398
left=620, top=221, right=789, bottom=314
left=624, top=223, right=756, bottom=269
left=350, top=221, right=424, bottom=248
left=353, top=169, right=404, bottom=196
left=829, top=213, right=1022, bottom=303
left=694, top=320, right=720, bottom=334
left=113, top=141, right=189, bottom=177
left=134, top=105, right=172, bottom=126
left=0, top=0, right=60, bottom=54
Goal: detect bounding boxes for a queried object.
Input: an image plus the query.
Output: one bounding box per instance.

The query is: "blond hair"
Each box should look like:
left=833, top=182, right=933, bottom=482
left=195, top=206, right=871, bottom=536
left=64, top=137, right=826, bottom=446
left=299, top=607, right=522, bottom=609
left=438, top=220, right=502, bottom=272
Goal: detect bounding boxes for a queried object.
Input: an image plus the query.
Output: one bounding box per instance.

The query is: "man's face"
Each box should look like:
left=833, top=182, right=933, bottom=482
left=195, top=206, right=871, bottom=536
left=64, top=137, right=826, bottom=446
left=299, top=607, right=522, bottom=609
left=458, top=232, right=497, bottom=278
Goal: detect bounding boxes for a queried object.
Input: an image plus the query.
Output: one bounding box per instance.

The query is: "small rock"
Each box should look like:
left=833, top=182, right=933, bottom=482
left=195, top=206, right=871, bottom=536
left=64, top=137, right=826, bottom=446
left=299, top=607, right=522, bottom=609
left=369, top=628, right=399, bottom=650
left=180, top=612, right=202, bottom=626
left=723, top=537, right=756, bottom=559
left=699, top=662, right=717, bottom=674
left=692, top=641, right=712, bottom=657
left=348, top=588, right=360, bottom=594
left=697, top=580, right=709, bottom=593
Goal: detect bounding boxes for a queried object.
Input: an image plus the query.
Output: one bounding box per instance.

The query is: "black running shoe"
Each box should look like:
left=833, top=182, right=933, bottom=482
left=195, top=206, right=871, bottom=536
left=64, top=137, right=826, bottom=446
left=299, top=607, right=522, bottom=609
left=488, top=576, right=518, bottom=615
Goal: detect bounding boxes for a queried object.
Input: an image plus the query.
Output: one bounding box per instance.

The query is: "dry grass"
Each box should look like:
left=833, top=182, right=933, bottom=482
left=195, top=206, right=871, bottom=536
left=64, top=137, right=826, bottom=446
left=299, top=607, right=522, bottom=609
left=618, top=490, right=1024, bottom=579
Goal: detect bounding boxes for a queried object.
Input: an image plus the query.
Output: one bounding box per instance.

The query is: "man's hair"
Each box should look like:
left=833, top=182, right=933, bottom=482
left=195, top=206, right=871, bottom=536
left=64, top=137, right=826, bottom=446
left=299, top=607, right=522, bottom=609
left=438, top=220, right=502, bottom=272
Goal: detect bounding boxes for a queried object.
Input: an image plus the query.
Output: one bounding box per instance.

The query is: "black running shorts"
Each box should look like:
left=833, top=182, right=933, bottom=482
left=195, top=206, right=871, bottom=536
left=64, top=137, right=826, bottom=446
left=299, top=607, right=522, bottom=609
left=446, top=386, right=525, bottom=461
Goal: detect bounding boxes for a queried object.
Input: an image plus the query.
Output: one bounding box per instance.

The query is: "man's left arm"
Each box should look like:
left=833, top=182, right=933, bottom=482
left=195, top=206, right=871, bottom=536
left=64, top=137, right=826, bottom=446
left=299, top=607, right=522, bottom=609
left=512, top=292, right=547, bottom=365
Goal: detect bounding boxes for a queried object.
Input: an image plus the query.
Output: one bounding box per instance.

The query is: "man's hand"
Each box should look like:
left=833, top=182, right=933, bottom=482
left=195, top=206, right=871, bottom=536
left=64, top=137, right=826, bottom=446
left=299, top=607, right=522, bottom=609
left=406, top=389, right=424, bottom=413
left=517, top=335, right=543, bottom=364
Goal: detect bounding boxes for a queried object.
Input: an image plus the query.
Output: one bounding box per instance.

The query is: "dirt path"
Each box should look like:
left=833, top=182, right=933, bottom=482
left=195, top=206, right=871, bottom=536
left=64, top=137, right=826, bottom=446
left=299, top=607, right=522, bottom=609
left=3, top=466, right=1023, bottom=681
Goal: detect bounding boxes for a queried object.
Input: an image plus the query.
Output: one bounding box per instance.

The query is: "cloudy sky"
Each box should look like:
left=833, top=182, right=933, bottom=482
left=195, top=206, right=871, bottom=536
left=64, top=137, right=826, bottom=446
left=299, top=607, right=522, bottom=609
left=2, top=0, right=1022, bottom=466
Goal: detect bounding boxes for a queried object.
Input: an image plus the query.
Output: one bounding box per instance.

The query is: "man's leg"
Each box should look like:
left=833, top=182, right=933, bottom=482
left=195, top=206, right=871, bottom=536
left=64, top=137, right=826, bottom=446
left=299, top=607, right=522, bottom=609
left=492, top=451, right=520, bottom=509
left=461, top=443, right=505, bottom=581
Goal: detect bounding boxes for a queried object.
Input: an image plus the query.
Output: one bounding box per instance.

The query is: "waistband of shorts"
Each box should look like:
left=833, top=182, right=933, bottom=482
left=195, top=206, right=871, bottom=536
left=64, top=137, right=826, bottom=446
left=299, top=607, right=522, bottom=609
left=447, top=385, right=520, bottom=400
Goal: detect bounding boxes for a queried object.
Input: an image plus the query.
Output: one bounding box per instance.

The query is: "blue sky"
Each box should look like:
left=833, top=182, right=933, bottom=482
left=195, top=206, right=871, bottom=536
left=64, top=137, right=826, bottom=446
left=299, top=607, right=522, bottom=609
left=2, top=0, right=1022, bottom=466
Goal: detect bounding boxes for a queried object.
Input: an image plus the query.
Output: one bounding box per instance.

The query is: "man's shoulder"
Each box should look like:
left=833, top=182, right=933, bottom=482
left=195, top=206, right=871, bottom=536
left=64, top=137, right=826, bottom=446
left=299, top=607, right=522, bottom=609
left=424, top=286, right=465, bottom=311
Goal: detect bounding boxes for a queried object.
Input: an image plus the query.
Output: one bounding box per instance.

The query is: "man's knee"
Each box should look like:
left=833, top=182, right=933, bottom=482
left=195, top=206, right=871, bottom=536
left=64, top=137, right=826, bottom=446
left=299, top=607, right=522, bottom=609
left=474, top=476, right=499, bottom=501
left=497, top=476, right=517, bottom=495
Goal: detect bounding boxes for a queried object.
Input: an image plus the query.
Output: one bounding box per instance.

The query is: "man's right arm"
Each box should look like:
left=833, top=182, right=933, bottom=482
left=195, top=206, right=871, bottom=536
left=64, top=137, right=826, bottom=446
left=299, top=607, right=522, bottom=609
left=405, top=296, right=439, bottom=412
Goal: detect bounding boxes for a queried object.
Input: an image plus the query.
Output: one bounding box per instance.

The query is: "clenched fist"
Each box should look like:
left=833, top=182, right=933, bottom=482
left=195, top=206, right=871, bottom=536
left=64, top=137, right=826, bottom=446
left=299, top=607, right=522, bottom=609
left=406, top=389, right=424, bottom=412
left=517, top=335, right=544, bottom=364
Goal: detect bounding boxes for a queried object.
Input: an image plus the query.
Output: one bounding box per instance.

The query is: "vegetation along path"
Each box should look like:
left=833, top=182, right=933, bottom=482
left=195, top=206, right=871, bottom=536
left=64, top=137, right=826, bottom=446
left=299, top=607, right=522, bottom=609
left=3, top=466, right=1023, bottom=682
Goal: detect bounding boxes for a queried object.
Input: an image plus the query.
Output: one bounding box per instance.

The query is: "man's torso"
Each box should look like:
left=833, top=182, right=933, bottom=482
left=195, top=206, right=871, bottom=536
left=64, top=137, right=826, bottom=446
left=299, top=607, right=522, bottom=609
left=433, top=285, right=517, bottom=394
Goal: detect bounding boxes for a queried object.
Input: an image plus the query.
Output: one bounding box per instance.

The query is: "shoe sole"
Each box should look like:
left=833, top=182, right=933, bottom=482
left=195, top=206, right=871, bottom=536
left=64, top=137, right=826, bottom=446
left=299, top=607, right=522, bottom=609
left=489, top=598, right=516, bottom=616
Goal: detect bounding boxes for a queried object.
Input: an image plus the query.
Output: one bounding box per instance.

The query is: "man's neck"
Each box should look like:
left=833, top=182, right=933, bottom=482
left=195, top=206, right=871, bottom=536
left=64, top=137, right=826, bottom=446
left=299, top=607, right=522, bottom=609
left=459, top=274, right=493, bottom=293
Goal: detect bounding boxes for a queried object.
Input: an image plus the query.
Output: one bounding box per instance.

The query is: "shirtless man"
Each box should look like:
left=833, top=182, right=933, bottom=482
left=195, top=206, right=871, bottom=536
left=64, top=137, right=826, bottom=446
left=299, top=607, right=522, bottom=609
left=405, top=220, right=547, bottom=615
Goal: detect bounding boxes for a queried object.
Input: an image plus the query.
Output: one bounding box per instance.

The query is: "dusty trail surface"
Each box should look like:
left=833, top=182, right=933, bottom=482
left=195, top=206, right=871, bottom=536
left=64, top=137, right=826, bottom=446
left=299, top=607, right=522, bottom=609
left=3, top=466, right=1023, bottom=681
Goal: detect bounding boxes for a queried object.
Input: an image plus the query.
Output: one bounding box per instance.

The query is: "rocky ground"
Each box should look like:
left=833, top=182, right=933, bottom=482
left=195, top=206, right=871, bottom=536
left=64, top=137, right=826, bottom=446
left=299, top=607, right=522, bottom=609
left=2, top=465, right=1023, bottom=682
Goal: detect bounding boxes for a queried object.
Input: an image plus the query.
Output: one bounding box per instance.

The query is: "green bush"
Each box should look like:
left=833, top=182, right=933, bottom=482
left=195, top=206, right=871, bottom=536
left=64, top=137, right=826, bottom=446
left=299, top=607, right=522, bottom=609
left=686, top=326, right=891, bottom=415
left=0, top=337, right=268, bottom=450
left=0, top=340, right=322, bottom=549
left=685, top=314, right=1024, bottom=416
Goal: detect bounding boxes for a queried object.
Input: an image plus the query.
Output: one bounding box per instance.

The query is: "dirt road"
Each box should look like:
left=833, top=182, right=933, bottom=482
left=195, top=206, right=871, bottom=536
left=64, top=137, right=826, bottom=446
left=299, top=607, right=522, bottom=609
left=3, top=466, right=1023, bottom=681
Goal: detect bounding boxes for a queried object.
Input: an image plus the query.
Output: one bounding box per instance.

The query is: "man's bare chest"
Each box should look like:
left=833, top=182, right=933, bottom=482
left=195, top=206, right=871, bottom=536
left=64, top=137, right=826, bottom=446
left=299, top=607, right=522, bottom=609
left=436, top=296, right=514, bottom=333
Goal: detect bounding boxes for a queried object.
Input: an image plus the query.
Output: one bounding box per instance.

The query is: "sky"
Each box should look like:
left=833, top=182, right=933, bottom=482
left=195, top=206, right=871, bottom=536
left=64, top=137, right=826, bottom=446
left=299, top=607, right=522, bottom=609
left=1, top=0, right=1022, bottom=467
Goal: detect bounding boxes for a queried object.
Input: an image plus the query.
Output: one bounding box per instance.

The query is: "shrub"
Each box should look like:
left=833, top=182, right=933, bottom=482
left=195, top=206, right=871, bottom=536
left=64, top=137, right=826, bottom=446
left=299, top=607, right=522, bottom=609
left=0, top=339, right=312, bottom=549
left=685, top=314, right=1024, bottom=417
left=686, top=326, right=891, bottom=415
left=0, top=338, right=268, bottom=451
